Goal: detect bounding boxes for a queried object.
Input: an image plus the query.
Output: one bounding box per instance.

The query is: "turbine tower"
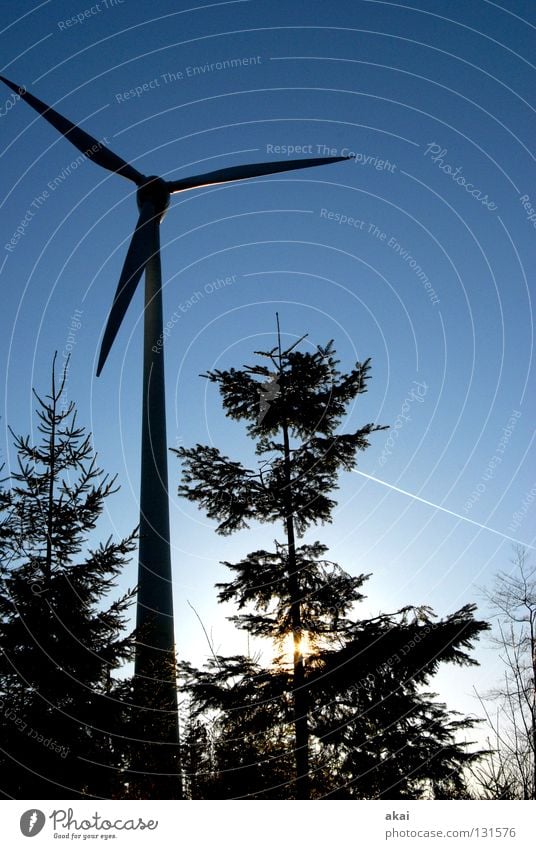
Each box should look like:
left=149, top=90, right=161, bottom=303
left=1, top=75, right=349, bottom=794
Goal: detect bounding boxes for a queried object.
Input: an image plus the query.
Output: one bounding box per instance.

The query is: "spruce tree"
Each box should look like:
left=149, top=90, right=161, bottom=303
left=0, top=356, right=136, bottom=799
left=176, top=323, right=383, bottom=797
left=175, top=323, right=489, bottom=799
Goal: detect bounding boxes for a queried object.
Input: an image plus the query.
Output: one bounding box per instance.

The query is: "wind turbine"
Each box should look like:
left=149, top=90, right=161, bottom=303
left=1, top=74, right=349, bottom=789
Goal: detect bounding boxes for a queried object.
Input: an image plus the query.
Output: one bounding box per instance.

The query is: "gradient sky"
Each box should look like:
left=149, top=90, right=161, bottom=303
left=1, top=0, right=535, bottom=734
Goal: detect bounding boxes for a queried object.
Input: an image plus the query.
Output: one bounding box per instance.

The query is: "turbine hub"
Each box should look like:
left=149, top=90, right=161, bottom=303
left=137, top=176, right=170, bottom=220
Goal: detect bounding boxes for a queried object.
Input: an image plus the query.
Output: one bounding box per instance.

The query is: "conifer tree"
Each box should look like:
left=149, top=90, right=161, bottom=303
left=175, top=323, right=489, bottom=799
left=0, top=356, right=136, bottom=799
left=176, top=323, right=383, bottom=797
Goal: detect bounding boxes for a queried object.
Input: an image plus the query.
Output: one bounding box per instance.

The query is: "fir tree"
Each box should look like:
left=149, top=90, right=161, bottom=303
left=175, top=323, right=489, bottom=799
left=0, top=356, right=136, bottom=799
left=176, top=323, right=383, bottom=797
left=307, top=602, right=488, bottom=798
left=180, top=654, right=294, bottom=799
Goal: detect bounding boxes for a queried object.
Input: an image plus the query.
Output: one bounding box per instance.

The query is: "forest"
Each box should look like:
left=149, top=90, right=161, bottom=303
left=1, top=332, right=534, bottom=800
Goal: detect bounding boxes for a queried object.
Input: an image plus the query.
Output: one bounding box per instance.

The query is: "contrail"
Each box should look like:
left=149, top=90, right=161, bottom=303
left=353, top=470, right=535, bottom=550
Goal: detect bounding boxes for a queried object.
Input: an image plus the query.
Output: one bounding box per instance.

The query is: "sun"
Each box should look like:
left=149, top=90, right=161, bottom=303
left=276, top=631, right=313, bottom=667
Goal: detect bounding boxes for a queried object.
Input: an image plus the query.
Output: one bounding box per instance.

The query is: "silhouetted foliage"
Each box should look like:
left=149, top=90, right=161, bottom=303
left=471, top=547, right=536, bottom=799
left=0, top=356, right=136, bottom=799
left=175, top=327, right=489, bottom=798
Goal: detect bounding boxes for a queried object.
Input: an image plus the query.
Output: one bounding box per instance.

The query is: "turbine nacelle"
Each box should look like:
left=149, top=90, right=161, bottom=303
left=137, top=176, right=171, bottom=220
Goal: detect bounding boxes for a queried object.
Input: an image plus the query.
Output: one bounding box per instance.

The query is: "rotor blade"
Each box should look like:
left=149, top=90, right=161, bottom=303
left=167, top=155, right=351, bottom=193
left=96, top=201, right=156, bottom=376
left=0, top=75, right=145, bottom=186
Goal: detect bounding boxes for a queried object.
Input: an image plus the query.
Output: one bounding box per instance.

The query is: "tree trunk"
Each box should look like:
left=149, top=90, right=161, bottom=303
left=281, top=415, right=309, bottom=799
left=45, top=359, right=58, bottom=586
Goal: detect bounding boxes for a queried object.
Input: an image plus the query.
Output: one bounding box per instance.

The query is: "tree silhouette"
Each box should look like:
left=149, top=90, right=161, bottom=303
left=472, top=547, right=536, bottom=799
left=175, top=323, right=489, bottom=798
left=0, top=356, right=136, bottom=799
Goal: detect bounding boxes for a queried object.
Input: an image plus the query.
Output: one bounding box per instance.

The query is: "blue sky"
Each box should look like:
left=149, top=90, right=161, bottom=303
left=1, top=0, right=535, bottom=729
